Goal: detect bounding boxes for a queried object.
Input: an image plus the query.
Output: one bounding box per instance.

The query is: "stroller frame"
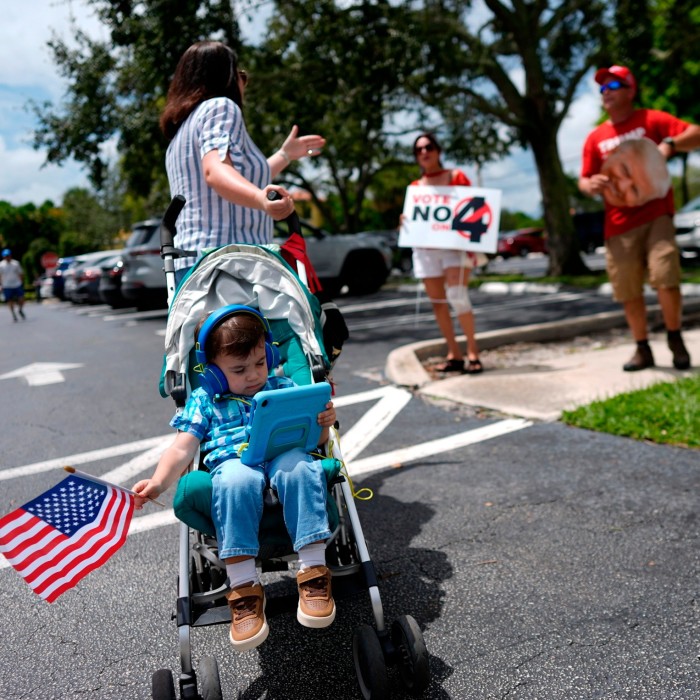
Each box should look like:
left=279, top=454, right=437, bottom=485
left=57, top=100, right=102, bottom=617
left=152, top=197, right=430, bottom=700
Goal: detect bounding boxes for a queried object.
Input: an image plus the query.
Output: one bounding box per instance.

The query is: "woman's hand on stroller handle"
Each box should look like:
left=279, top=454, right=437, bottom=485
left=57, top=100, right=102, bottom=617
left=262, top=186, right=295, bottom=221
left=267, top=189, right=301, bottom=233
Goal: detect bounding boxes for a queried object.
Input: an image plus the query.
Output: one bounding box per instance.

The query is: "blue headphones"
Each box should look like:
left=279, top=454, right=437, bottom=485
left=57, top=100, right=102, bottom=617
left=194, top=305, right=280, bottom=397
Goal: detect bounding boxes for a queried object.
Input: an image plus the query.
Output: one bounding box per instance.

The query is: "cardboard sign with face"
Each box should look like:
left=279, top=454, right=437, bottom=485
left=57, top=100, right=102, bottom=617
left=600, top=138, right=671, bottom=208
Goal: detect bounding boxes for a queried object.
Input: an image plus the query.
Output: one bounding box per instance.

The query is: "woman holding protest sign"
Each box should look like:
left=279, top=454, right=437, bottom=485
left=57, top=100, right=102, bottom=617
left=406, top=133, right=484, bottom=374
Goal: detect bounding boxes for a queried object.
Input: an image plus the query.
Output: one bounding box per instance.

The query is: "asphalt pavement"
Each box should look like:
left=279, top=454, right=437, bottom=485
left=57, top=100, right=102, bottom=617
left=386, top=286, right=700, bottom=421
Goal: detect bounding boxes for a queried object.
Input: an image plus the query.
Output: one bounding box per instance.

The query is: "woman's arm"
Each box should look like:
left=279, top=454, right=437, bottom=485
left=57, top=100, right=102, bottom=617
left=202, top=151, right=295, bottom=220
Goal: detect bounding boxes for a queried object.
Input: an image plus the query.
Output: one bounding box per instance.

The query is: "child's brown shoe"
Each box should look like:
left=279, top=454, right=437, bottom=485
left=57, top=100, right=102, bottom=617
left=226, top=582, right=268, bottom=651
left=297, top=565, right=336, bottom=628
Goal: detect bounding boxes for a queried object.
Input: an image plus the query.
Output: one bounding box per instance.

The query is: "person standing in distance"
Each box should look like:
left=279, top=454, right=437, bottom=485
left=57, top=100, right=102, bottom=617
left=578, top=65, right=700, bottom=371
left=0, top=249, right=26, bottom=322
left=159, top=41, right=326, bottom=283
left=405, top=133, right=483, bottom=375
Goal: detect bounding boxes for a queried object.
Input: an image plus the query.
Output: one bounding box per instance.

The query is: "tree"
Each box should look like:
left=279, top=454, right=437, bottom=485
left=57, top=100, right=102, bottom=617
left=418, top=0, right=611, bottom=275
left=31, top=0, right=241, bottom=211
left=244, top=0, right=435, bottom=232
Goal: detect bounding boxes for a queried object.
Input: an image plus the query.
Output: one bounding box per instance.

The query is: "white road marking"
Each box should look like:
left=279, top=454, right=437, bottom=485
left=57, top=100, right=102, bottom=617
left=0, top=362, right=84, bottom=387
left=337, top=386, right=413, bottom=462
left=0, top=435, right=173, bottom=481
left=100, top=441, right=172, bottom=485
left=346, top=418, right=532, bottom=478
left=0, top=390, right=533, bottom=553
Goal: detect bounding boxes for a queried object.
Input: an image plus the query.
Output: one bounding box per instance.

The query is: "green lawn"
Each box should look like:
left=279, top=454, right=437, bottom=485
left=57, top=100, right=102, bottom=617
left=561, top=374, right=700, bottom=448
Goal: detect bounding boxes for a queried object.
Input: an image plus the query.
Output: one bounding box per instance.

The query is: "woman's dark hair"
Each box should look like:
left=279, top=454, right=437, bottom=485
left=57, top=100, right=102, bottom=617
left=160, top=41, right=243, bottom=141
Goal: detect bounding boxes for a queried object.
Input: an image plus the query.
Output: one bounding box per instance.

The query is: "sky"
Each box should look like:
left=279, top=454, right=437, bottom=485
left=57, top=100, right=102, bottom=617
left=0, top=1, right=603, bottom=217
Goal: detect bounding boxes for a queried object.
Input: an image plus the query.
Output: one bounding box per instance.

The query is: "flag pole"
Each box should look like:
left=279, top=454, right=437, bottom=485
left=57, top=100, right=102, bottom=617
left=63, top=466, right=166, bottom=508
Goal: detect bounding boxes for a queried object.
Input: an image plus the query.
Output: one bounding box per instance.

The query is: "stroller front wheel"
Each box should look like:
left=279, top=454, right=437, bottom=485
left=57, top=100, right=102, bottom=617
left=352, top=624, right=390, bottom=699
left=198, top=656, right=223, bottom=700
left=391, top=615, right=430, bottom=695
left=152, top=668, right=176, bottom=700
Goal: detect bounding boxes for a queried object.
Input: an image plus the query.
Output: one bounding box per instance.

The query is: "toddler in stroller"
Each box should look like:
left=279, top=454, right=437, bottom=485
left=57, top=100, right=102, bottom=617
left=145, top=198, right=430, bottom=699
left=133, top=304, right=338, bottom=651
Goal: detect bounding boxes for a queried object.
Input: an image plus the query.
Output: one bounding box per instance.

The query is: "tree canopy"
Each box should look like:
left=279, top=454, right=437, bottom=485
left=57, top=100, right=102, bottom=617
left=28, top=0, right=698, bottom=275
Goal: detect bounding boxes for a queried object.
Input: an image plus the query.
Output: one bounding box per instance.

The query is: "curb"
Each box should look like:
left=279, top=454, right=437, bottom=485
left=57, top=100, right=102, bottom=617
left=385, top=297, right=700, bottom=389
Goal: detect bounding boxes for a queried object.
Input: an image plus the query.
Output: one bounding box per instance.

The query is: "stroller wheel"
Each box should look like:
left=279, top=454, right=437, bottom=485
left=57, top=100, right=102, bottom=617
left=198, top=656, right=223, bottom=700
left=352, top=625, right=390, bottom=699
left=391, top=615, right=430, bottom=695
left=152, top=668, right=176, bottom=700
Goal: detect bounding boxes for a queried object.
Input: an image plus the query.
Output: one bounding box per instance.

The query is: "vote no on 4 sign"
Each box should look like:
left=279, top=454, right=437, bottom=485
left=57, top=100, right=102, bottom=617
left=398, top=185, right=502, bottom=253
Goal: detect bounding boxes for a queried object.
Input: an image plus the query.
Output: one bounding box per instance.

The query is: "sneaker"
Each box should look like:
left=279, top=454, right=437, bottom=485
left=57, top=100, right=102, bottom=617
left=668, top=334, right=691, bottom=370
left=18, top=308, right=25, bottom=319
left=297, top=565, right=336, bottom=628
left=226, top=582, right=268, bottom=651
left=623, top=344, right=655, bottom=372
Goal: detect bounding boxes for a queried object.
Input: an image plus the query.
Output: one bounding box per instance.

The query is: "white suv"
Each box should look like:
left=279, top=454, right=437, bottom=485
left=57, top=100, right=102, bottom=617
left=120, top=217, right=393, bottom=308
left=674, top=195, right=700, bottom=256
left=274, top=219, right=393, bottom=296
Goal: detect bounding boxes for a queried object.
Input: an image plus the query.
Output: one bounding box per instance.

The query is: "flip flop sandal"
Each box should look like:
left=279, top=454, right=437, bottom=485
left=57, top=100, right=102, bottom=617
left=435, top=359, right=465, bottom=373
left=466, top=359, right=483, bottom=374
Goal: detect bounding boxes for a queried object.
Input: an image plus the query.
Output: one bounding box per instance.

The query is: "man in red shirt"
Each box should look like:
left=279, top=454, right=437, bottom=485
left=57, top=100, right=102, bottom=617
left=579, top=65, right=700, bottom=371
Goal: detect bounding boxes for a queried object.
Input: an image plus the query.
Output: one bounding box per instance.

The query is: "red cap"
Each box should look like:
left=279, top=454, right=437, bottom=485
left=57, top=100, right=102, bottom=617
left=594, top=65, right=637, bottom=94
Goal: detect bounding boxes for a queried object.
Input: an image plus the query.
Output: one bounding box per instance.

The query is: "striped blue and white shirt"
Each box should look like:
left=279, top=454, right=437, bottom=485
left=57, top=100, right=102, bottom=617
left=165, top=97, right=273, bottom=271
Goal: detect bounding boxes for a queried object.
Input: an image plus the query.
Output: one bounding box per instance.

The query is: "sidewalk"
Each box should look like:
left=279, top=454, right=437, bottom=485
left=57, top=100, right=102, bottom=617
left=385, top=297, right=700, bottom=422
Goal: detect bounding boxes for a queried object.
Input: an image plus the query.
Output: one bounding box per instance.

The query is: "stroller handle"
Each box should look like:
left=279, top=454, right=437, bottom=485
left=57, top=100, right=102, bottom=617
left=160, top=194, right=187, bottom=249
left=267, top=190, right=302, bottom=237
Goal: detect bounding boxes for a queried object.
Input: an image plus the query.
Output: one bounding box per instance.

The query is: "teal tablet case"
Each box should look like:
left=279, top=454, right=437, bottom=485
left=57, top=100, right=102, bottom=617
left=240, top=382, right=332, bottom=466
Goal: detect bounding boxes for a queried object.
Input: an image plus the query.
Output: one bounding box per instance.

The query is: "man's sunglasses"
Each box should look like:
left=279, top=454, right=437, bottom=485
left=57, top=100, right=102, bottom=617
left=599, top=80, right=629, bottom=94
left=414, top=143, right=436, bottom=154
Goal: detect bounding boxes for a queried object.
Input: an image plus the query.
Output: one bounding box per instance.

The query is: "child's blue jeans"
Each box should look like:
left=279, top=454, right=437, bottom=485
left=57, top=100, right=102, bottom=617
left=210, top=447, right=331, bottom=559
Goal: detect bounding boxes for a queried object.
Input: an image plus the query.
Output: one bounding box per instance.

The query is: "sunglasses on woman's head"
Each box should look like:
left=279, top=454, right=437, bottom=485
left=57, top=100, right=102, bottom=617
left=415, top=143, right=436, bottom=154
left=599, top=80, right=628, bottom=94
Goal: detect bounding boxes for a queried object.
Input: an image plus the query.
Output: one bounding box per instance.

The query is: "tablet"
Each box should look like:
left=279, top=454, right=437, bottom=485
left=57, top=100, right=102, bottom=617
left=240, top=382, right=332, bottom=466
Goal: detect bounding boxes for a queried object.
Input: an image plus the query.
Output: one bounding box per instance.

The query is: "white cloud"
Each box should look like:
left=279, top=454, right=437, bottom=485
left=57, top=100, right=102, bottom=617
left=0, top=1, right=104, bottom=205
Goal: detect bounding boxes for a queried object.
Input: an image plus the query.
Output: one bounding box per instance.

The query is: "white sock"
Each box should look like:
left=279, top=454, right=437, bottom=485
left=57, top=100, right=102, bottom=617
left=226, top=558, right=259, bottom=589
left=297, top=542, right=327, bottom=571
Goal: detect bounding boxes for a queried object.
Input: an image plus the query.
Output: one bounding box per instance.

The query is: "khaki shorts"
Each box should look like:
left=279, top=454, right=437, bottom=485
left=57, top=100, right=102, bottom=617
left=605, top=216, right=681, bottom=302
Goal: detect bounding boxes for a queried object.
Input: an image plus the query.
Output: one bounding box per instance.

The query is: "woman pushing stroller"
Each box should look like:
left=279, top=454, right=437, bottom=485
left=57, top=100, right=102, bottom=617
left=132, top=306, right=337, bottom=652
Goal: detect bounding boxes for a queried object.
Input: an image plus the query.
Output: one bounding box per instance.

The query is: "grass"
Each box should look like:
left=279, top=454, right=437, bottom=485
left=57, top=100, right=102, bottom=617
left=561, top=374, right=700, bottom=448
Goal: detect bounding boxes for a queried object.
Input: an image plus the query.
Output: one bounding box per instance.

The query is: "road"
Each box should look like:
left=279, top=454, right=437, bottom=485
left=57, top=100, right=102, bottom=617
left=0, top=284, right=697, bottom=700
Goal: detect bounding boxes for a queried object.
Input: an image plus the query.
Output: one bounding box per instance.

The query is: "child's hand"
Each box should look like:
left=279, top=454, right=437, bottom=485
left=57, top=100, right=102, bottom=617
left=132, top=479, right=163, bottom=510
left=317, top=401, right=336, bottom=429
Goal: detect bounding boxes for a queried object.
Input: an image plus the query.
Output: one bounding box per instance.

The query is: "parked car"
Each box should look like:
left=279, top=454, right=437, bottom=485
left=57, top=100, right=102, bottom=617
left=39, top=274, right=54, bottom=300
left=496, top=228, right=548, bottom=258
left=99, top=256, right=128, bottom=308
left=274, top=219, right=393, bottom=296
left=119, top=219, right=166, bottom=309
left=373, top=229, right=413, bottom=274
left=674, top=194, right=700, bottom=255
left=63, top=251, right=122, bottom=304
left=70, top=252, right=123, bottom=304
left=50, top=257, right=75, bottom=300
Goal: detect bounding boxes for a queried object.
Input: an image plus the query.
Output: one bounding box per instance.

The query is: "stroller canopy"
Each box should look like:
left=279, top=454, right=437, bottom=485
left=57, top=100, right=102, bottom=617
left=161, top=243, right=327, bottom=396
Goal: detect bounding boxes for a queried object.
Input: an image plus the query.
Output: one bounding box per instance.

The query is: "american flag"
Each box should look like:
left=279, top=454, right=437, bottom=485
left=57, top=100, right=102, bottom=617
left=0, top=475, right=134, bottom=603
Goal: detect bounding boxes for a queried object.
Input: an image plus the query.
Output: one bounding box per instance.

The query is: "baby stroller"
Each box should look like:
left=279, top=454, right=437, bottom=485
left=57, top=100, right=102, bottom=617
left=151, top=196, right=430, bottom=700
